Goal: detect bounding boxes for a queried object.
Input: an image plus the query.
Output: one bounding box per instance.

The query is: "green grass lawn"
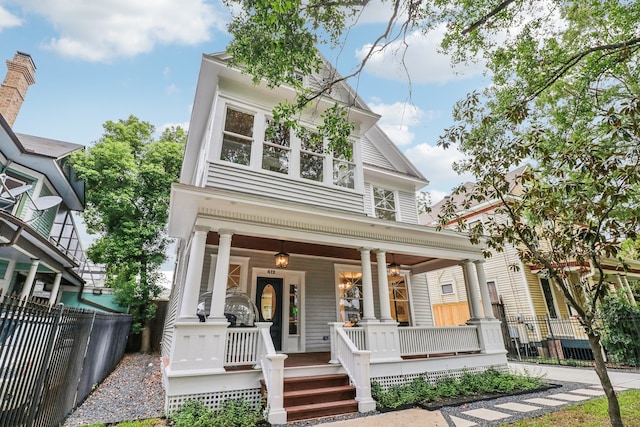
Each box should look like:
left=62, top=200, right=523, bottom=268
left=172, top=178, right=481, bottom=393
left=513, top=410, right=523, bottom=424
left=502, top=389, right=640, bottom=427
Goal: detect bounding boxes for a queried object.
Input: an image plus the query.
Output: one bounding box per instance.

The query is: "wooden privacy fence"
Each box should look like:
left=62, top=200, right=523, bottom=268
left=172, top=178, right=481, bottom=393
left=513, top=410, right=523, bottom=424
left=0, top=291, right=132, bottom=427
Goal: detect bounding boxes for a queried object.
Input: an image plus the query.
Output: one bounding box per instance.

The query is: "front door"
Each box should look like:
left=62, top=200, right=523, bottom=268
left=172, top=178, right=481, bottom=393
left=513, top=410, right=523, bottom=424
left=256, top=277, right=283, bottom=351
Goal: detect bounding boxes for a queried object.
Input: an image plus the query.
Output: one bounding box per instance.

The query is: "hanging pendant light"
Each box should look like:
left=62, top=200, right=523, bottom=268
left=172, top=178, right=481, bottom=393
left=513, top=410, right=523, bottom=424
left=388, top=253, right=401, bottom=277
left=274, top=240, right=289, bottom=268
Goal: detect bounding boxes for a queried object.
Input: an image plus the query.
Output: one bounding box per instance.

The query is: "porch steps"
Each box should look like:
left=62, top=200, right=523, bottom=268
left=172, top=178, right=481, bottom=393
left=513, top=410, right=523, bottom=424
left=266, top=373, right=359, bottom=422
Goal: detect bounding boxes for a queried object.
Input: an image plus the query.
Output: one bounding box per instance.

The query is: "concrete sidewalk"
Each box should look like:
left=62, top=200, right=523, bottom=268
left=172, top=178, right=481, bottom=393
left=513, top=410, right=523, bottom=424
left=313, top=363, right=640, bottom=427
left=509, top=362, right=640, bottom=389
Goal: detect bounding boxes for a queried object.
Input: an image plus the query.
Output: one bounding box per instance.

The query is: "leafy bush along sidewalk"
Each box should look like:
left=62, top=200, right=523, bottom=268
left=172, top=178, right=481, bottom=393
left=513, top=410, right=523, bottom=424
left=372, top=368, right=547, bottom=410
left=170, top=399, right=268, bottom=427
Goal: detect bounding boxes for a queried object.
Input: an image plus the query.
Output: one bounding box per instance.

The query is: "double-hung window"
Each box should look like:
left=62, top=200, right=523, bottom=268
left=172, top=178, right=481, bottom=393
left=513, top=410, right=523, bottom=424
left=220, top=107, right=254, bottom=166
left=262, top=118, right=290, bottom=174
left=299, top=130, right=324, bottom=182
left=373, top=187, right=396, bottom=220
left=333, top=141, right=355, bottom=189
left=337, top=270, right=363, bottom=324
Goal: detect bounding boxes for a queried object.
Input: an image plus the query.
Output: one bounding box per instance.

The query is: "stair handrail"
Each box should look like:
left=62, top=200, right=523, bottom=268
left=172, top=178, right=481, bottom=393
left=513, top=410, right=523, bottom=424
left=255, top=322, right=287, bottom=424
left=328, top=322, right=376, bottom=412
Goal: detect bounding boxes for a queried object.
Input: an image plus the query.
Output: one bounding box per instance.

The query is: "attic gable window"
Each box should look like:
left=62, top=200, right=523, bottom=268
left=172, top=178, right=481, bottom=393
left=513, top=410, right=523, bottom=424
left=373, top=187, right=396, bottom=220
left=221, top=107, right=254, bottom=166
left=262, top=119, right=290, bottom=174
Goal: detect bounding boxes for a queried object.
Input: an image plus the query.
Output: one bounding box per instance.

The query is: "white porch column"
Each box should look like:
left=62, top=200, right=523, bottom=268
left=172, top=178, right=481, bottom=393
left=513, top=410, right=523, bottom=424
left=375, top=251, right=393, bottom=322
left=20, top=259, right=39, bottom=300
left=179, top=228, right=208, bottom=319
left=210, top=230, right=233, bottom=320
left=48, top=272, right=62, bottom=306
left=360, top=248, right=376, bottom=322
left=462, top=260, right=483, bottom=320
left=475, top=260, right=494, bottom=319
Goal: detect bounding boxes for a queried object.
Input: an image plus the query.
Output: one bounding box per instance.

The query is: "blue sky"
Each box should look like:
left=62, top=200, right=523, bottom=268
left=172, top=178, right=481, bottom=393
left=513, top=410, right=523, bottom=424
left=0, top=0, right=494, bottom=259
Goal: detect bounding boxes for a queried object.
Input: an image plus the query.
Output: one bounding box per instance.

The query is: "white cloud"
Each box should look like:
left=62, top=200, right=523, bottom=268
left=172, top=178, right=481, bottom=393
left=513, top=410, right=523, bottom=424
left=165, top=84, right=180, bottom=95
left=17, top=0, right=227, bottom=62
left=0, top=6, right=22, bottom=29
left=405, top=142, right=474, bottom=193
left=368, top=99, right=432, bottom=146
left=355, top=26, right=486, bottom=84
left=427, top=189, right=448, bottom=205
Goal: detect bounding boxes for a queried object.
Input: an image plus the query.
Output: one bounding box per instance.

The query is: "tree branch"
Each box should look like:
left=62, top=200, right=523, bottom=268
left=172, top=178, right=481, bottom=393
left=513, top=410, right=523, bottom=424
left=463, top=0, right=517, bottom=35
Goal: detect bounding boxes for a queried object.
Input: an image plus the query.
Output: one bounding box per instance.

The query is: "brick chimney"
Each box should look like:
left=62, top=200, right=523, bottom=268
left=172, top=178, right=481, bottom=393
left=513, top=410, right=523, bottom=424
left=0, top=51, right=36, bottom=127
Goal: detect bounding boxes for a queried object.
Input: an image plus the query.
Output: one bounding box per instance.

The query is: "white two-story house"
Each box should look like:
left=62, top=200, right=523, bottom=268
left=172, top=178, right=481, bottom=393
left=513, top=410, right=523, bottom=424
left=161, top=52, right=507, bottom=423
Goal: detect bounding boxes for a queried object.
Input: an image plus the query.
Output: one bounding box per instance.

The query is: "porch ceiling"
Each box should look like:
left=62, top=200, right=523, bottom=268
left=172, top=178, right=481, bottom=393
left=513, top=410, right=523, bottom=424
left=207, top=232, right=438, bottom=267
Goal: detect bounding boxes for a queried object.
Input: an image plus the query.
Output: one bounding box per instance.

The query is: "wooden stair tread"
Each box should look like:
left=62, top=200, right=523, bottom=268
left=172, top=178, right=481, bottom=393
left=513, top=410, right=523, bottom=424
left=284, top=373, right=349, bottom=383
left=286, top=399, right=359, bottom=413
left=284, top=385, right=355, bottom=398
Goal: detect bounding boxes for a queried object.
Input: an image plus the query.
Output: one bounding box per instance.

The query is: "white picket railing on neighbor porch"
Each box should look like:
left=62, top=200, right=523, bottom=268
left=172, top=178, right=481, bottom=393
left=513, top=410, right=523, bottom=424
left=398, top=325, right=481, bottom=356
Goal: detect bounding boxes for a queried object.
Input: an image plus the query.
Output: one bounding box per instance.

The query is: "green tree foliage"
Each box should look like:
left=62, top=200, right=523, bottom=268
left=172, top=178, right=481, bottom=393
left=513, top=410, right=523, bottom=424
left=600, top=291, right=640, bottom=367
left=224, top=1, right=639, bottom=424
left=71, top=116, right=185, bottom=352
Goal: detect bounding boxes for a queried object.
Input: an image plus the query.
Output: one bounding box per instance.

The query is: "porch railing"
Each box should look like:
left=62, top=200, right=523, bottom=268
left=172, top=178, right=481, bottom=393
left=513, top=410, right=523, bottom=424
left=330, top=323, right=375, bottom=412
left=224, top=328, right=260, bottom=366
left=255, top=323, right=287, bottom=425
left=344, top=327, right=366, bottom=350
left=398, top=325, right=481, bottom=356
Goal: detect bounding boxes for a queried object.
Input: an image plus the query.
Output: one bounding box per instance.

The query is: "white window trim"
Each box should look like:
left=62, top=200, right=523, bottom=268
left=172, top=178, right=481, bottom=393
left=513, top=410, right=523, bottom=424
left=371, top=186, right=398, bottom=221
left=334, top=264, right=363, bottom=323
left=208, top=255, right=250, bottom=294
left=440, top=282, right=455, bottom=296
left=211, top=98, right=361, bottom=191
left=389, top=271, right=414, bottom=326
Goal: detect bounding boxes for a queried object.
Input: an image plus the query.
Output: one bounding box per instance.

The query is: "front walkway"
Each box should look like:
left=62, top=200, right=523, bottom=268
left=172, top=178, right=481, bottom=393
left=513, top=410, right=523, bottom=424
left=509, top=361, right=640, bottom=388
left=309, top=363, right=640, bottom=427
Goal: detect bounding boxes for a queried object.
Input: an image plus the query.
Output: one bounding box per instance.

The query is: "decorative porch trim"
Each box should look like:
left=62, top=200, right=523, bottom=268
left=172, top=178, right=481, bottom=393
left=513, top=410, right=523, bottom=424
left=165, top=388, right=262, bottom=413
left=197, top=207, right=478, bottom=253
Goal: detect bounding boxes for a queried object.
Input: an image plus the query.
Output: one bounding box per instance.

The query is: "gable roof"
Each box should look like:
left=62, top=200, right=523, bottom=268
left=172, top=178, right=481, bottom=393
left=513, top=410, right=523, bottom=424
left=420, top=164, right=528, bottom=225
left=0, top=115, right=85, bottom=210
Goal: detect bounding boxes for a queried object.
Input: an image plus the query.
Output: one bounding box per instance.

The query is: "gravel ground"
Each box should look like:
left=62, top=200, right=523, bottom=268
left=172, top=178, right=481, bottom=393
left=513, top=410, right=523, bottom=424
left=61, top=353, right=594, bottom=427
left=62, top=352, right=165, bottom=427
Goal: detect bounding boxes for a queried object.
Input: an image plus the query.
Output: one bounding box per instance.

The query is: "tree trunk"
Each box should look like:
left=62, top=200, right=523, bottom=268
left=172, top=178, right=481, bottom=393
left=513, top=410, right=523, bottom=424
left=140, top=322, right=152, bottom=354
left=587, top=332, right=624, bottom=427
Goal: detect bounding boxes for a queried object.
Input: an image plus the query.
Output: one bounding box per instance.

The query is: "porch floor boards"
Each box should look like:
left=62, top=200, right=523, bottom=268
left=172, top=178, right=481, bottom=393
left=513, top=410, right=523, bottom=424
left=224, top=351, right=332, bottom=372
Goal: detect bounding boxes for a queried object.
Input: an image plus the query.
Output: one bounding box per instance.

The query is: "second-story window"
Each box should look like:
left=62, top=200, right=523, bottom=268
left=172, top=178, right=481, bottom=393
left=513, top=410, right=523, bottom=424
left=333, top=141, right=355, bottom=189
left=221, top=107, right=254, bottom=166
left=373, top=187, right=396, bottom=220
left=300, top=130, right=324, bottom=182
left=262, top=119, right=290, bottom=174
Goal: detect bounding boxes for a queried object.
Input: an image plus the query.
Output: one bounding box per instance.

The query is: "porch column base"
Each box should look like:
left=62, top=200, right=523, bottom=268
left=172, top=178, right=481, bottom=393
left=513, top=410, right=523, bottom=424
left=362, top=322, right=402, bottom=362
left=267, top=408, right=287, bottom=425
left=168, top=321, right=230, bottom=373
left=357, top=397, right=377, bottom=413
left=466, top=318, right=507, bottom=355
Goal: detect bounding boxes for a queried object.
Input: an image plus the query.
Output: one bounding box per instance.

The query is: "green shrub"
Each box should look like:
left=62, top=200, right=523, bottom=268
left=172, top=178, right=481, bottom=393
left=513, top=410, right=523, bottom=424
left=599, top=291, right=640, bottom=367
left=371, top=368, right=545, bottom=409
left=171, top=398, right=265, bottom=427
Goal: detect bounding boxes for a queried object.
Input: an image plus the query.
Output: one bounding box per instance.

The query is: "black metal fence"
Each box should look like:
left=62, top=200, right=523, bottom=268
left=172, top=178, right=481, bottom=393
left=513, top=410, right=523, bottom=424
left=501, top=314, right=640, bottom=368
left=0, top=291, right=132, bottom=427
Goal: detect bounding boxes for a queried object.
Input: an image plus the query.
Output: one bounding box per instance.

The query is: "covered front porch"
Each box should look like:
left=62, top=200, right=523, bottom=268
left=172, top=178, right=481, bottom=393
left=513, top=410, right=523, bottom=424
left=162, top=186, right=507, bottom=423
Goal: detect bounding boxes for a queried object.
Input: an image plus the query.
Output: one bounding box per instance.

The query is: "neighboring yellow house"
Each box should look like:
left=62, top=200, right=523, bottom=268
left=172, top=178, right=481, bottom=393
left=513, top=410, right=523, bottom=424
left=420, top=166, right=640, bottom=330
